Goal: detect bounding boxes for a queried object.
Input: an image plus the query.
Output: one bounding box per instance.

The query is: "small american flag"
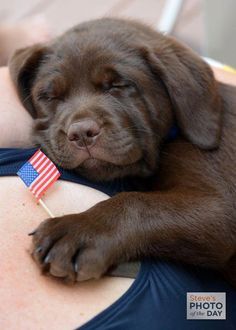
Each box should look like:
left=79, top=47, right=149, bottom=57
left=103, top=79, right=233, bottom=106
left=17, top=149, right=61, bottom=201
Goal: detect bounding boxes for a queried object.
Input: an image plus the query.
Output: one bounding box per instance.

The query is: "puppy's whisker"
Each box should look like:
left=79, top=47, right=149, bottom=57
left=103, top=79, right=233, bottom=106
left=82, top=136, right=92, bottom=157
left=22, top=93, right=32, bottom=106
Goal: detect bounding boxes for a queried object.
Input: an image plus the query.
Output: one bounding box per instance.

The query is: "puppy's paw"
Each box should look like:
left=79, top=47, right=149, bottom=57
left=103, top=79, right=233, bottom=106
left=30, top=212, right=122, bottom=283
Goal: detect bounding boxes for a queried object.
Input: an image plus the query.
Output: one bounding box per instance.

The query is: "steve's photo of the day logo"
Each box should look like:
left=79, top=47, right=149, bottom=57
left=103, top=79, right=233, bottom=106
left=187, top=292, right=226, bottom=320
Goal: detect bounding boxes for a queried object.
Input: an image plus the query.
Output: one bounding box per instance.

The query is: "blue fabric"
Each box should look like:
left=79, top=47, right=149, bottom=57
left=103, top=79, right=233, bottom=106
left=79, top=262, right=236, bottom=330
left=0, top=148, right=235, bottom=330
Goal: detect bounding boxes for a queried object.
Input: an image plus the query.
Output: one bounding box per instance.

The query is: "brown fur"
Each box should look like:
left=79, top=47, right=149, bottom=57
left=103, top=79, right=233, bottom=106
left=9, top=18, right=236, bottom=285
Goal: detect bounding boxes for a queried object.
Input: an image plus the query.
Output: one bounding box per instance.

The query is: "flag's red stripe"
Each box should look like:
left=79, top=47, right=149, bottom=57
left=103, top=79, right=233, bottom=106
left=29, top=149, right=41, bottom=164
left=36, top=173, right=61, bottom=200
left=34, top=170, right=59, bottom=199
left=30, top=150, right=44, bottom=166
left=30, top=163, right=53, bottom=192
left=30, top=163, right=54, bottom=192
left=37, top=158, right=51, bottom=174
left=33, top=154, right=47, bottom=171
left=32, top=166, right=58, bottom=195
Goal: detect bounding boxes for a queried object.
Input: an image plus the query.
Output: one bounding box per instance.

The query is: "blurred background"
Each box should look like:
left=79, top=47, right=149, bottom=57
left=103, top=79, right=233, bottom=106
left=0, top=0, right=235, bottom=67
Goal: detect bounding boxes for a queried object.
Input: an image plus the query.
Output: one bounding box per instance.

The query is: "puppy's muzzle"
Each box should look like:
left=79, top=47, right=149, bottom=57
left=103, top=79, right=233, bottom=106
left=67, top=119, right=101, bottom=149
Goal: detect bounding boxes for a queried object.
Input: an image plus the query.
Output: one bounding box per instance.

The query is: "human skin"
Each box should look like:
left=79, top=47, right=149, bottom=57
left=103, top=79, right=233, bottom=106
left=0, top=16, right=51, bottom=66
left=0, top=67, right=33, bottom=147
left=0, top=66, right=236, bottom=328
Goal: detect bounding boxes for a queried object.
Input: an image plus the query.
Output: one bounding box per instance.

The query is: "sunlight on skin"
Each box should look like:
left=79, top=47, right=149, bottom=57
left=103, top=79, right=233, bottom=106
left=0, top=16, right=52, bottom=66
left=212, top=67, right=236, bottom=86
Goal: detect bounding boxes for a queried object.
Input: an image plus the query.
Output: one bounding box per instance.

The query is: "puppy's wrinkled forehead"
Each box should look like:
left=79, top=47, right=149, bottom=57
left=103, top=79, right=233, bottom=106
left=40, top=32, right=142, bottom=88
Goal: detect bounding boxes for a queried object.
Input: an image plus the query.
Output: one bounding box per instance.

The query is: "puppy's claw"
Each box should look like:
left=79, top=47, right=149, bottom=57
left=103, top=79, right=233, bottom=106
left=74, top=261, right=78, bottom=273
left=28, top=230, right=37, bottom=236
left=44, top=254, right=51, bottom=264
left=35, top=246, right=42, bottom=253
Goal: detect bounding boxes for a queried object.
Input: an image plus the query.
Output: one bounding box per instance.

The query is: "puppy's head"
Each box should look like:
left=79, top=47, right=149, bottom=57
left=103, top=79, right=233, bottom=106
left=9, top=18, right=222, bottom=181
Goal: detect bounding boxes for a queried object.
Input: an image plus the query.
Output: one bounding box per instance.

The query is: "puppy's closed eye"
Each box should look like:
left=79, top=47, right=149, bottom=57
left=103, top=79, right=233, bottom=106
left=34, top=78, right=67, bottom=103
left=36, top=90, right=59, bottom=102
left=93, top=65, right=131, bottom=94
left=102, top=80, right=131, bottom=93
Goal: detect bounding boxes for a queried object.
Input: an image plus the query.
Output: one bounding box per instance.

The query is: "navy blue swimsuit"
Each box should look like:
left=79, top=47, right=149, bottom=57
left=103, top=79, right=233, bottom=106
left=1, top=148, right=236, bottom=330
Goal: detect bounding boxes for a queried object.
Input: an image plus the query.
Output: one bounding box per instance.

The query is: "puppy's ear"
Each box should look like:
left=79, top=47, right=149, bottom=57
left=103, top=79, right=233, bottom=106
left=9, top=44, right=49, bottom=118
left=141, top=37, right=222, bottom=149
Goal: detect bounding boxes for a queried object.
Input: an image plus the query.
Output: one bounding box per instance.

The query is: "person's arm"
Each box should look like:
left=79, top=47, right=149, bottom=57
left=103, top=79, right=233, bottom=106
left=0, top=67, right=34, bottom=147
left=212, top=66, right=236, bottom=86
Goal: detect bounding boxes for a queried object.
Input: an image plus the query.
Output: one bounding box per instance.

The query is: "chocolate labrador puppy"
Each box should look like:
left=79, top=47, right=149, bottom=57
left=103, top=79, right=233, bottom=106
left=9, top=18, right=236, bottom=286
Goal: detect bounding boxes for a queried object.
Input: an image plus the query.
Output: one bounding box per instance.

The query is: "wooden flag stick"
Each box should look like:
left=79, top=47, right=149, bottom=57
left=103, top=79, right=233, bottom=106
left=38, top=198, right=55, bottom=218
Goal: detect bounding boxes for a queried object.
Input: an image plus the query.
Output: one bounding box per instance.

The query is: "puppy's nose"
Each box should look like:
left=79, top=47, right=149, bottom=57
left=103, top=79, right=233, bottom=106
left=67, top=119, right=101, bottom=148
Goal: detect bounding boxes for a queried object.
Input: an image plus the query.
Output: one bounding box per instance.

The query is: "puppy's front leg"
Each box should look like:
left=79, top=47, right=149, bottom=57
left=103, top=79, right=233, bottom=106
left=30, top=189, right=235, bottom=282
